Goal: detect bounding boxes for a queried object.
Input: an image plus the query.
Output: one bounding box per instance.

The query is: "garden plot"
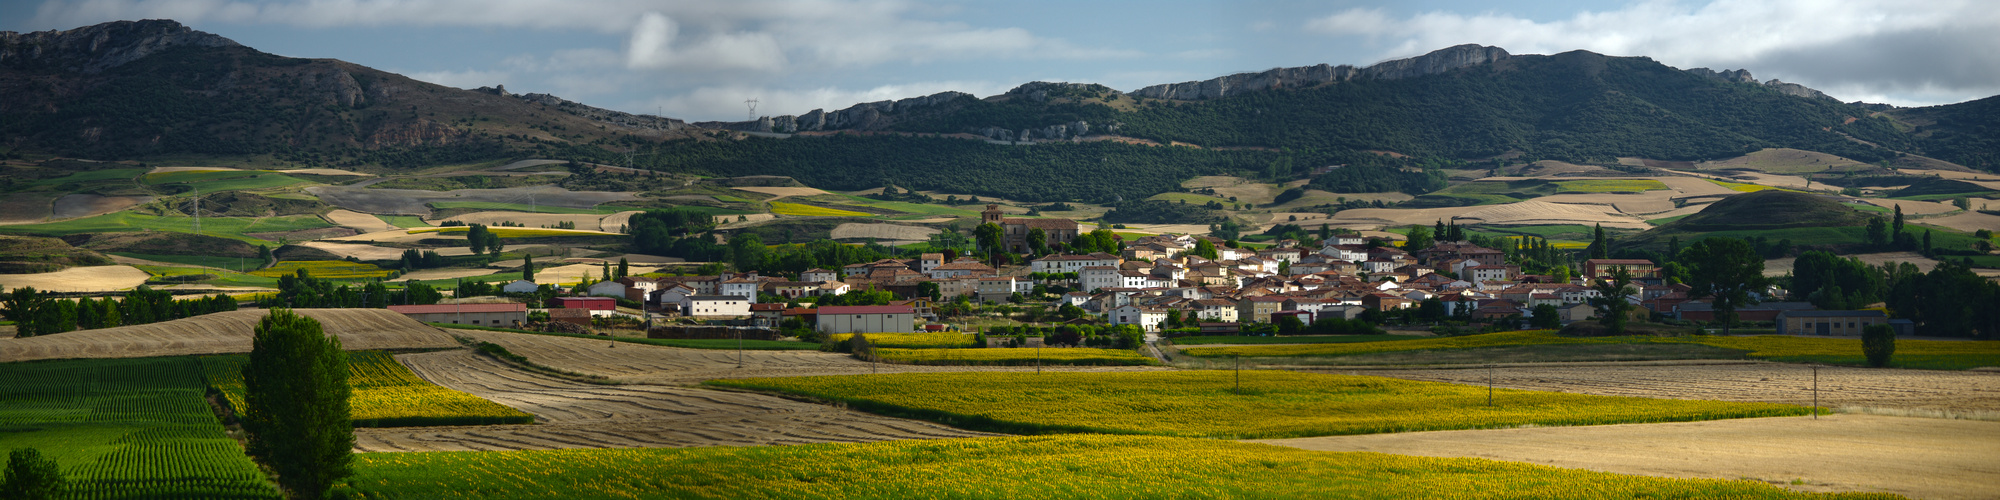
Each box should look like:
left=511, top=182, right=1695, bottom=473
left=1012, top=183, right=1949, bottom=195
left=325, top=209, right=399, bottom=232
left=297, top=241, right=410, bottom=261
left=1257, top=414, right=1996, bottom=500
left=306, top=185, right=637, bottom=216
left=0, top=264, right=149, bottom=292
left=353, top=349, right=996, bottom=452
left=51, top=193, right=149, bottom=219
left=1358, top=362, right=2000, bottom=415
left=0, top=308, right=458, bottom=362
left=831, top=223, right=938, bottom=241
left=449, top=329, right=1165, bottom=386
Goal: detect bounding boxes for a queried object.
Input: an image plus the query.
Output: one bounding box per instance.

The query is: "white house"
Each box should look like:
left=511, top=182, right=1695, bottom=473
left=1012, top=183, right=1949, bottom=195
left=502, top=279, right=539, bottom=294
left=1031, top=253, right=1121, bottom=274
left=977, top=276, right=1017, bottom=301
left=918, top=253, right=943, bottom=273
left=684, top=295, right=751, bottom=317
left=801, top=268, right=839, bottom=283
left=1080, top=266, right=1122, bottom=292
left=719, top=277, right=761, bottom=302
left=1107, top=304, right=1167, bottom=331
left=816, top=305, right=916, bottom=333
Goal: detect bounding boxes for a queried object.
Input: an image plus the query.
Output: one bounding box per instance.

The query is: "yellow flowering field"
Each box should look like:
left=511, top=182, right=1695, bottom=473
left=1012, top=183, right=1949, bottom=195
left=202, top=351, right=535, bottom=427
left=250, top=260, right=393, bottom=279
left=1184, top=330, right=2000, bottom=369
left=830, top=331, right=978, bottom=348
left=1554, top=179, right=1669, bottom=193
left=340, top=434, right=1888, bottom=499
left=769, top=201, right=872, bottom=217
left=1709, top=179, right=1797, bottom=193
left=710, top=370, right=1813, bottom=438
left=875, top=347, right=1158, bottom=366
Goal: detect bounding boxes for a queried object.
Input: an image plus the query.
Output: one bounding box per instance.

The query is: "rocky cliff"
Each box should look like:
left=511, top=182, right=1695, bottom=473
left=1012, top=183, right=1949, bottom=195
left=1129, top=44, right=1510, bottom=100
left=0, top=19, right=240, bottom=74
left=1686, top=67, right=1836, bottom=102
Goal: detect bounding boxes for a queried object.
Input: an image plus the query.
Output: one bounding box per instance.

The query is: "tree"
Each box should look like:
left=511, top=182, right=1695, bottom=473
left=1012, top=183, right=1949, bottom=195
left=1164, top=309, right=1183, bottom=329
left=729, top=232, right=766, bottom=271
left=1681, top=238, right=1768, bottom=335
left=241, top=309, right=353, bottom=500
left=2, top=447, right=64, bottom=499
left=616, top=258, right=630, bottom=278
left=1190, top=239, right=1219, bottom=260
left=1549, top=265, right=1572, bottom=284
left=916, top=281, right=941, bottom=301
left=1530, top=304, right=1562, bottom=329
left=1403, top=224, right=1433, bottom=251
left=1892, top=204, right=1905, bottom=235
left=1862, top=324, right=1896, bottom=367
left=1589, top=223, right=1609, bottom=259
left=1027, top=228, right=1048, bottom=256
left=1866, top=218, right=1889, bottom=247
left=974, top=222, right=1005, bottom=259
left=486, top=231, right=504, bottom=256
left=1058, top=303, right=1085, bottom=321
left=1589, top=266, right=1636, bottom=336
left=467, top=224, right=488, bottom=255
left=1276, top=314, right=1305, bottom=335
left=1, top=287, right=45, bottom=338
left=522, top=254, right=536, bottom=282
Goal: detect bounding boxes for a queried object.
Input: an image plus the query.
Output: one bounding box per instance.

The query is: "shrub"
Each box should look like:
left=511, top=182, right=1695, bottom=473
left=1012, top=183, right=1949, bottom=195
left=1862, top=324, right=1896, bottom=367
left=2, top=448, right=65, bottom=499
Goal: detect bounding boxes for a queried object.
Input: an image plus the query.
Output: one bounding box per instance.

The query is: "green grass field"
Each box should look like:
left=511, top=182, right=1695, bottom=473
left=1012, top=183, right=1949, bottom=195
left=0, top=212, right=333, bottom=245
left=711, top=370, right=1814, bottom=439
left=873, top=347, right=1158, bottom=366
left=0, top=357, right=282, bottom=499
left=143, top=169, right=315, bottom=192
left=339, top=434, right=1883, bottom=499
left=132, top=265, right=281, bottom=288
left=1553, top=179, right=1670, bottom=193
left=837, top=195, right=981, bottom=217
left=376, top=215, right=432, bottom=228
left=1170, top=334, right=1426, bottom=345
left=17, top=168, right=146, bottom=191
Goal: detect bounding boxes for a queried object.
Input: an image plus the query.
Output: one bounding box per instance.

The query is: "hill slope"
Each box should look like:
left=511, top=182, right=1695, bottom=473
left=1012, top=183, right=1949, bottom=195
left=1616, top=191, right=1876, bottom=251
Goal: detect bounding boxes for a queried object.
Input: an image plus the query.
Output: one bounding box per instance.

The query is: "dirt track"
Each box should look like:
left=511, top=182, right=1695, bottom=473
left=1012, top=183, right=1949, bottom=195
left=1352, top=363, right=2000, bottom=415
left=1254, top=414, right=2000, bottom=500
left=352, top=349, right=997, bottom=452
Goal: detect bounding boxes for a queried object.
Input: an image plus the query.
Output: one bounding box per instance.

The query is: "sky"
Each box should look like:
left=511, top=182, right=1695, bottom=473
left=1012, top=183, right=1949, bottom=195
left=8, top=0, right=1999, bottom=122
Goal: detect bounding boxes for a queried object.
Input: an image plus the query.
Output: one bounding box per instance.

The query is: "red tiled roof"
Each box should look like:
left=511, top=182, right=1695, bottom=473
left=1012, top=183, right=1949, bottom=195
left=387, top=303, right=526, bottom=314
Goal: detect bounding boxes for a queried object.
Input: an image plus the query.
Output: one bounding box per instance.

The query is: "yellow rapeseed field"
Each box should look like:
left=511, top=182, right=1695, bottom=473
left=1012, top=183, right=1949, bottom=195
left=1708, top=179, right=1795, bottom=193
left=1183, top=330, right=2000, bottom=369
left=830, top=332, right=978, bottom=348
left=203, top=351, right=534, bottom=427
left=250, top=260, right=393, bottom=279
left=342, top=434, right=1891, bottom=499
left=769, top=201, right=872, bottom=217
left=711, top=370, right=1813, bottom=438
left=875, top=347, right=1157, bottom=366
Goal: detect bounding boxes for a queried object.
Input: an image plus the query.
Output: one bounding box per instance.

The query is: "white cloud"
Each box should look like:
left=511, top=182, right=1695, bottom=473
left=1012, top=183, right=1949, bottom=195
left=624, top=12, right=786, bottom=71
left=1302, top=0, right=2000, bottom=105
left=640, top=80, right=1012, bottom=122
left=403, top=67, right=510, bottom=89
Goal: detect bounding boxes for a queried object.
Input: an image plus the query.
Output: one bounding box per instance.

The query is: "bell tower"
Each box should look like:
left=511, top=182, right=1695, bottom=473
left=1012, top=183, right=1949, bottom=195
left=981, top=204, right=1003, bottom=225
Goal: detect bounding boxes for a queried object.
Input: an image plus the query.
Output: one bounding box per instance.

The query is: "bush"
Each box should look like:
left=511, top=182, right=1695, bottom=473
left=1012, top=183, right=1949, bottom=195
left=1862, top=324, right=1896, bottom=367
left=2, top=448, right=65, bottom=499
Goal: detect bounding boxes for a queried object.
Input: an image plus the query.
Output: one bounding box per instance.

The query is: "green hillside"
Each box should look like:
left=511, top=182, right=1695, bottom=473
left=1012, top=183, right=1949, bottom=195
left=1616, top=191, right=1876, bottom=251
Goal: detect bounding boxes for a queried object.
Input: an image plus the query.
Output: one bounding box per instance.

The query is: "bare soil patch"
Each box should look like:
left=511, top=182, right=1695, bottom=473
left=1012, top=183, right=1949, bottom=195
left=1533, top=192, right=1678, bottom=215
left=0, top=265, right=149, bottom=293
left=0, top=192, right=59, bottom=224
left=441, top=211, right=616, bottom=229
left=306, top=185, right=638, bottom=216
left=324, top=209, right=398, bottom=233
left=1358, top=363, right=2000, bottom=415
left=51, top=194, right=149, bottom=219
left=0, top=308, right=457, bottom=362
left=831, top=223, right=938, bottom=241
left=715, top=213, right=776, bottom=228
left=1695, top=148, right=1874, bottom=175
left=353, top=348, right=999, bottom=452
left=1254, top=414, right=1997, bottom=500
left=1654, top=176, right=1741, bottom=198
left=296, top=241, right=409, bottom=261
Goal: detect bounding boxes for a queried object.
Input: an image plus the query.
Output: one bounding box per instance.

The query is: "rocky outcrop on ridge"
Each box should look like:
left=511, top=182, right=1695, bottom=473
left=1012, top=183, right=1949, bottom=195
left=1129, top=44, right=1511, bottom=100
left=0, top=19, right=240, bottom=74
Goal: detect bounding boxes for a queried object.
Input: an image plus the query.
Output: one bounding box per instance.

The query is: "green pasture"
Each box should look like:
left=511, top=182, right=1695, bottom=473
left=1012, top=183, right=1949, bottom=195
left=1552, top=179, right=1670, bottom=193
left=0, top=212, right=333, bottom=245
left=376, top=214, right=433, bottom=228
left=1170, top=334, right=1426, bottom=345
left=16, top=168, right=146, bottom=191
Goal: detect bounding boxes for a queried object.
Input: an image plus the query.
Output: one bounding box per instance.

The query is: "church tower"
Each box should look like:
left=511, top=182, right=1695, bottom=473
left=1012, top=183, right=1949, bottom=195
left=981, top=204, right=1004, bottom=225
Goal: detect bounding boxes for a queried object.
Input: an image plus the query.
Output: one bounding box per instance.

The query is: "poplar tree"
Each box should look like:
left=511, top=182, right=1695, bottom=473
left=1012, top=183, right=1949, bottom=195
left=241, top=309, right=352, bottom=500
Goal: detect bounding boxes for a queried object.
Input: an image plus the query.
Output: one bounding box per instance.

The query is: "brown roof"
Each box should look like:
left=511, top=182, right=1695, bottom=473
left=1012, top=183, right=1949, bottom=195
left=1002, top=218, right=1079, bottom=230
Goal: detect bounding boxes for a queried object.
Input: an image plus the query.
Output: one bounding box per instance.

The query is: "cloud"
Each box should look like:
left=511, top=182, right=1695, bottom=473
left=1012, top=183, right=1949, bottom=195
left=639, top=80, right=1012, bottom=122
left=624, top=12, right=786, bottom=71
left=1302, top=0, right=2000, bottom=105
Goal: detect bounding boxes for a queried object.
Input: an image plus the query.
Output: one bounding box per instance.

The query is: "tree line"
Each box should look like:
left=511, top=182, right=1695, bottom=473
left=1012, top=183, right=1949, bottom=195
left=2, top=286, right=237, bottom=337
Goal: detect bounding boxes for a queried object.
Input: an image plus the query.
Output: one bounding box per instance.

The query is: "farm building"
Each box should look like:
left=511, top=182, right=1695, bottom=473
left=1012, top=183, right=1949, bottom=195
left=816, top=305, right=917, bottom=334
left=553, top=296, right=616, bottom=311
left=1675, top=301, right=1815, bottom=322
left=750, top=303, right=784, bottom=327
left=685, top=296, right=751, bottom=317
left=1775, top=310, right=1887, bottom=336
left=387, top=303, right=527, bottom=328
left=501, top=279, right=539, bottom=294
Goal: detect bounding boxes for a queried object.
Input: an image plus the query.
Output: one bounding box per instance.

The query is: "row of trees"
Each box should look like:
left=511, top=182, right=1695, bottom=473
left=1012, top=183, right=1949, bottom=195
left=2, top=286, right=237, bottom=337
left=273, top=270, right=443, bottom=309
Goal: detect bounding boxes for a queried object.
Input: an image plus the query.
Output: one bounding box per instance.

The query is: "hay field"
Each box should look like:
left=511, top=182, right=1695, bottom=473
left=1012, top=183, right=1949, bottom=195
left=390, top=268, right=505, bottom=282
left=1332, top=200, right=1649, bottom=229
left=1694, top=148, right=1873, bottom=174
left=277, top=168, right=372, bottom=176
left=297, top=241, right=409, bottom=261
left=1918, top=210, right=2000, bottom=233
left=0, top=308, right=458, bottom=362
left=352, top=348, right=996, bottom=452
left=1533, top=192, right=1678, bottom=215
left=0, top=264, right=150, bottom=292
left=1655, top=176, right=1742, bottom=198
left=1362, top=362, right=2000, bottom=415
left=306, top=185, right=638, bottom=216
left=598, top=210, right=641, bottom=232
left=1855, top=198, right=1958, bottom=215
left=531, top=263, right=661, bottom=284
left=326, top=209, right=399, bottom=233
left=831, top=223, right=938, bottom=241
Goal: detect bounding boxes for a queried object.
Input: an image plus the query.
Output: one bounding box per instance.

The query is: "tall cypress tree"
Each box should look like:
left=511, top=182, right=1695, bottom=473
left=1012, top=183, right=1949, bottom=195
left=241, top=309, right=352, bottom=500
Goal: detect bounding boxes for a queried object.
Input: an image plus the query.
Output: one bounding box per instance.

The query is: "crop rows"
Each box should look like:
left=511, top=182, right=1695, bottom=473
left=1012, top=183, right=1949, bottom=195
left=830, top=332, right=978, bottom=348
left=710, top=370, right=1815, bottom=439
left=874, top=347, right=1159, bottom=366
left=250, top=260, right=393, bottom=279
left=0, top=357, right=282, bottom=499
left=202, top=351, right=535, bottom=427
left=338, top=434, right=1887, bottom=499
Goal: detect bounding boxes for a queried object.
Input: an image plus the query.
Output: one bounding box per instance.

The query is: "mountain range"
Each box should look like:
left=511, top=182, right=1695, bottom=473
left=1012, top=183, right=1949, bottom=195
left=2, top=19, right=1996, bottom=188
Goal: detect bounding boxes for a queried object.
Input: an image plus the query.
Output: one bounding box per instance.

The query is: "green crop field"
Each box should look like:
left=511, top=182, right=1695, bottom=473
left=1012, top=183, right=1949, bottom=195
left=143, top=170, right=314, bottom=192
left=17, top=168, right=146, bottom=191
left=133, top=265, right=281, bottom=288
left=425, top=201, right=630, bottom=214
left=0, top=212, right=333, bottom=245
left=871, top=347, right=1158, bottom=366
left=1170, top=334, right=1426, bottom=345
left=1553, top=179, right=1670, bottom=193
left=0, top=357, right=283, bottom=499
left=201, top=351, right=534, bottom=427
left=712, top=370, right=1814, bottom=438
left=376, top=215, right=432, bottom=228
left=338, top=434, right=1879, bottom=499
left=432, top=324, right=823, bottom=350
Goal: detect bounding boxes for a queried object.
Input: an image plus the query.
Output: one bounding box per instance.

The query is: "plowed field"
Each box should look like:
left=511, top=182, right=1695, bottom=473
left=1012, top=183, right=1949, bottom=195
left=0, top=308, right=459, bottom=362
left=352, top=349, right=996, bottom=452
left=1356, top=362, right=2000, bottom=415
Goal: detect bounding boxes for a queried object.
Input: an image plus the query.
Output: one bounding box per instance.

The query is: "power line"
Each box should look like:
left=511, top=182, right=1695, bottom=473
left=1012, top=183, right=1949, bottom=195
left=744, top=99, right=759, bottom=122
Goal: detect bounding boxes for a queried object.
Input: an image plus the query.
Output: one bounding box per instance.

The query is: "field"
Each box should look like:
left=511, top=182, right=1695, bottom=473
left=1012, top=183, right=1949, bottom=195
left=1170, top=334, right=1426, bottom=345
left=1368, top=362, right=2000, bottom=416
left=0, top=309, right=459, bottom=363
left=427, top=201, right=626, bottom=215
left=1553, top=179, right=1670, bottom=193
left=1711, top=179, right=1791, bottom=192
left=0, top=264, right=151, bottom=292
left=375, top=215, right=432, bottom=228
left=436, top=325, right=820, bottom=350
left=831, top=332, right=979, bottom=348
left=133, top=264, right=279, bottom=288
left=251, top=260, right=393, bottom=279
left=873, top=347, right=1160, bottom=366
left=325, top=209, right=399, bottom=232
left=352, top=349, right=995, bottom=452
left=1181, top=330, right=2000, bottom=370
left=769, top=201, right=873, bottom=217
left=410, top=227, right=618, bottom=238
left=0, top=212, right=335, bottom=245
left=710, top=370, right=1815, bottom=439
left=337, top=434, right=1880, bottom=499
left=828, top=223, right=940, bottom=241
left=109, top=252, right=263, bottom=272
left=201, top=351, right=535, bottom=427
left=0, top=357, right=283, bottom=499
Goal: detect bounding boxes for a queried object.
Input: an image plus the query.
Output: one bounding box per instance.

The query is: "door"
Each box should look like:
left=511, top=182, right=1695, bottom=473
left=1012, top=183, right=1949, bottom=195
left=1816, top=322, right=1830, bottom=335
